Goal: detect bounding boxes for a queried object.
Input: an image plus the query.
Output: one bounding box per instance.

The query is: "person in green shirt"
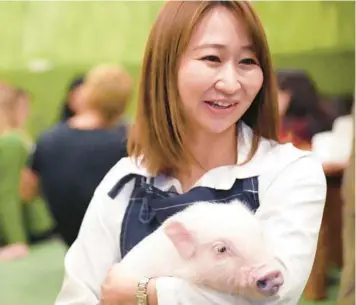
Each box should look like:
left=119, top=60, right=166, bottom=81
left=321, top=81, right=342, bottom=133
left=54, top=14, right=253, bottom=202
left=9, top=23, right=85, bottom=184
left=0, top=83, right=54, bottom=261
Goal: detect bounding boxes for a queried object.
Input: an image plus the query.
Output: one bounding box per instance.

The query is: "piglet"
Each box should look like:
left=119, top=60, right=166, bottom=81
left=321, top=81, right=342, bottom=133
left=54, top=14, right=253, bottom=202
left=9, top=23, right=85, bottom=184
left=119, top=200, right=284, bottom=301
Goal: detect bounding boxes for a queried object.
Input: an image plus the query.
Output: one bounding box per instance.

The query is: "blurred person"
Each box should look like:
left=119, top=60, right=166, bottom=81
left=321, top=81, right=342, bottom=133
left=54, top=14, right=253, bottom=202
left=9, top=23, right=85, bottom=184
left=337, top=102, right=355, bottom=305
left=282, top=71, right=353, bottom=300
left=327, top=94, right=354, bottom=118
left=276, top=69, right=334, bottom=151
left=59, top=75, right=85, bottom=122
left=312, top=104, right=353, bottom=171
left=310, top=103, right=353, bottom=300
left=21, top=64, right=132, bottom=247
left=0, top=84, right=54, bottom=261
left=15, top=88, right=31, bottom=134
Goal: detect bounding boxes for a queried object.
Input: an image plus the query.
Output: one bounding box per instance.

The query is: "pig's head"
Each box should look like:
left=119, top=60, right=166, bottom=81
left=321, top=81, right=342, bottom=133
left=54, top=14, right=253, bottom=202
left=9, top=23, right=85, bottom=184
left=162, top=202, right=284, bottom=300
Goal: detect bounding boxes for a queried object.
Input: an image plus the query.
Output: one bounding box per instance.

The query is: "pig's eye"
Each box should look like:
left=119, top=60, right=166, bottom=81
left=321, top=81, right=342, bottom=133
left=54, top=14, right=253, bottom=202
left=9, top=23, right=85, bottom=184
left=215, top=245, right=228, bottom=254
left=218, top=246, right=227, bottom=253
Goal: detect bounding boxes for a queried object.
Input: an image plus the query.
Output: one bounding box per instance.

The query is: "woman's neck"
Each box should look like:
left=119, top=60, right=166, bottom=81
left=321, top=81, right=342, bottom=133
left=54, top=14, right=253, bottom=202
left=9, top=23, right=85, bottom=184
left=178, top=125, right=237, bottom=192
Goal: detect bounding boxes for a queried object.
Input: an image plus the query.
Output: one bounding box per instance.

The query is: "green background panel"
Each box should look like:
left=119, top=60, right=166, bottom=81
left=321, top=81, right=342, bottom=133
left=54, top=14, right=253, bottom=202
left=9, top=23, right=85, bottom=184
left=0, top=1, right=354, bottom=138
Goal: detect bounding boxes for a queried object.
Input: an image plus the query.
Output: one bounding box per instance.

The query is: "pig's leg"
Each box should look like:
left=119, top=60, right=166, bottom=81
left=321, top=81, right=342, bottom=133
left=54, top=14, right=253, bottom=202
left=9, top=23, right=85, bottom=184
left=255, top=270, right=284, bottom=297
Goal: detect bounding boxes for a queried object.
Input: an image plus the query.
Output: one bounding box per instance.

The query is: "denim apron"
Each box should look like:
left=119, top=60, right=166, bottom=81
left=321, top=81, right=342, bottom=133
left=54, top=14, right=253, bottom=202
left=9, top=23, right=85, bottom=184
left=108, top=173, right=260, bottom=258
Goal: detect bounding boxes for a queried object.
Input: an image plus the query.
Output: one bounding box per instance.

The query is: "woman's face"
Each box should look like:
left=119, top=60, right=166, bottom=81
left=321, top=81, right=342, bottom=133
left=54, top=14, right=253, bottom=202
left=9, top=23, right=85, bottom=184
left=277, top=89, right=291, bottom=117
left=177, top=6, right=263, bottom=136
left=69, top=85, right=86, bottom=114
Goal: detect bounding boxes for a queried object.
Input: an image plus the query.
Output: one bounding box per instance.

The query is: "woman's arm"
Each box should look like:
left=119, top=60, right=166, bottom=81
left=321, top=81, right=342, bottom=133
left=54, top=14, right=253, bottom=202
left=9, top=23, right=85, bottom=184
left=256, top=154, right=327, bottom=304
left=100, top=271, right=240, bottom=305
left=100, top=268, right=158, bottom=305
left=55, top=167, right=135, bottom=305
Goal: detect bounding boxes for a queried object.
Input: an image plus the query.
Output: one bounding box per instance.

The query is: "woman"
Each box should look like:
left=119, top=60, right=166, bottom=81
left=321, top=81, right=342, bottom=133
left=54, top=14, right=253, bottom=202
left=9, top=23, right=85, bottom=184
left=21, top=65, right=132, bottom=247
left=59, top=75, right=85, bottom=122
left=56, top=2, right=326, bottom=305
left=276, top=69, right=335, bottom=150
left=0, top=84, right=54, bottom=261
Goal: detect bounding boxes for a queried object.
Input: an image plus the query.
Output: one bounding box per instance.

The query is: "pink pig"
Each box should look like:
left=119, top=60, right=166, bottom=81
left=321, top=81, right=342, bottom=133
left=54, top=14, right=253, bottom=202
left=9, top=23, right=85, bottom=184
left=119, top=200, right=284, bottom=301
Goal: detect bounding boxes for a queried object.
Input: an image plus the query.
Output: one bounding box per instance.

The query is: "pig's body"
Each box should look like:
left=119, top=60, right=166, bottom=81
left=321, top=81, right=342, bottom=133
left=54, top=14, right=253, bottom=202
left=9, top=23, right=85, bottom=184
left=119, top=200, right=284, bottom=301
left=120, top=226, right=192, bottom=276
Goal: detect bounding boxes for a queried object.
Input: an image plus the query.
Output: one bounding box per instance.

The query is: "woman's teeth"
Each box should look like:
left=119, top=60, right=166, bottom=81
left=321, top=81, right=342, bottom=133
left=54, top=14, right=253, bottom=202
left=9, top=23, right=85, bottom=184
left=206, top=101, right=235, bottom=109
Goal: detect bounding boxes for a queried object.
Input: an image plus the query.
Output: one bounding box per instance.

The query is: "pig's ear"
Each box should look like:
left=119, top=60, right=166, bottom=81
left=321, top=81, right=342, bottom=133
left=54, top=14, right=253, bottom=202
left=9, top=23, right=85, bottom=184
left=163, top=220, right=196, bottom=259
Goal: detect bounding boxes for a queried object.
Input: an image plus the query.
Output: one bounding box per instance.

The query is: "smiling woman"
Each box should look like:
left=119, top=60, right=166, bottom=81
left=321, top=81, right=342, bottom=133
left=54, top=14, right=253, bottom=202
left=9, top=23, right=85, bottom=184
left=55, top=2, right=326, bottom=305
left=177, top=6, right=264, bottom=136
left=129, top=1, right=278, bottom=179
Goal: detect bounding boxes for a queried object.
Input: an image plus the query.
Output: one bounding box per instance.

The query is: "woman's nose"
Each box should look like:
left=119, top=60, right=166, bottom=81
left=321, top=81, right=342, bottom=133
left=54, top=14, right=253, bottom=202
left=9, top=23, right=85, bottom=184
left=214, top=66, right=241, bottom=95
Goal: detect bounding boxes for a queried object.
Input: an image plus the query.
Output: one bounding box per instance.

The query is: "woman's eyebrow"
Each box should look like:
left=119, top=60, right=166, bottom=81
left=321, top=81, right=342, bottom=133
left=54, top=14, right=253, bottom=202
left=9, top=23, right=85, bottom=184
left=193, top=43, right=226, bottom=51
left=193, top=43, right=254, bottom=52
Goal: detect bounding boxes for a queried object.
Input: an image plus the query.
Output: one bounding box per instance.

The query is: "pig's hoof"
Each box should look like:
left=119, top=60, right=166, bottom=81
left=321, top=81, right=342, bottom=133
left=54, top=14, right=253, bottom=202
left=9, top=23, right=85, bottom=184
left=256, top=271, right=284, bottom=297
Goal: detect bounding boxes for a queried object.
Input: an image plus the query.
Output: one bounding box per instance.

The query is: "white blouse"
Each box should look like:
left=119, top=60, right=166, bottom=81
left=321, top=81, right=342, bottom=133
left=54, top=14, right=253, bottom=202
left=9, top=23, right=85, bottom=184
left=55, top=122, right=327, bottom=305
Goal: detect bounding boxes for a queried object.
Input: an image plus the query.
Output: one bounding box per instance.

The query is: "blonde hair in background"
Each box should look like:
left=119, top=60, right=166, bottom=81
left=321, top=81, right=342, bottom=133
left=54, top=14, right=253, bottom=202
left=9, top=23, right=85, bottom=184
left=83, top=64, right=133, bottom=125
left=0, top=83, right=21, bottom=135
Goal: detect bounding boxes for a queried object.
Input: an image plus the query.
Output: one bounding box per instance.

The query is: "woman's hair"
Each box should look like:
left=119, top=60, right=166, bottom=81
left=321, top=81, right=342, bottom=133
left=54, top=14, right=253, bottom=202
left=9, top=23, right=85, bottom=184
left=60, top=75, right=85, bottom=122
left=128, top=1, right=279, bottom=176
left=276, top=69, right=334, bottom=138
left=83, top=64, right=133, bottom=125
left=0, top=83, right=23, bottom=135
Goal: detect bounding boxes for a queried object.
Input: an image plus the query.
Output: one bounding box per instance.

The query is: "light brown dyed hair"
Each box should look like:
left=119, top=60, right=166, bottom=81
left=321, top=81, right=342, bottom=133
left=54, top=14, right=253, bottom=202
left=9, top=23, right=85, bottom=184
left=128, top=1, right=279, bottom=176
left=83, top=64, right=133, bottom=125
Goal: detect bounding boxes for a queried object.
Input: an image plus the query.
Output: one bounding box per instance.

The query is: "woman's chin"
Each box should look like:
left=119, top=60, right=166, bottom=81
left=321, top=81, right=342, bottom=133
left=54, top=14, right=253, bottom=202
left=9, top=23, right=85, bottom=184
left=195, top=122, right=236, bottom=136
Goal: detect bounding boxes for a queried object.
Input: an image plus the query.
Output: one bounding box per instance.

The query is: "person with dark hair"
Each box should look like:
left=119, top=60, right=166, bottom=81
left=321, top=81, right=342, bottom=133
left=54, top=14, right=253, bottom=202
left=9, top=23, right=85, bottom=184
left=59, top=75, right=85, bottom=122
left=276, top=69, right=335, bottom=150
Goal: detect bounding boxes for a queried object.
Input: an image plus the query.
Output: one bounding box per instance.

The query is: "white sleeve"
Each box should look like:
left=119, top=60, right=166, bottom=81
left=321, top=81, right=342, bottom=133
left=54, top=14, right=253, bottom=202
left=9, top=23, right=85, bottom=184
left=256, top=154, right=327, bottom=305
left=55, top=165, right=135, bottom=305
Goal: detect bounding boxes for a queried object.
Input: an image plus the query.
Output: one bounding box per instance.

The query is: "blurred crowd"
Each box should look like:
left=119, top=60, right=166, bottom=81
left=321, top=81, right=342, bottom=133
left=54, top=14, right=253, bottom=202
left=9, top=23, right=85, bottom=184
left=0, top=64, right=354, bottom=304
left=0, top=64, right=132, bottom=257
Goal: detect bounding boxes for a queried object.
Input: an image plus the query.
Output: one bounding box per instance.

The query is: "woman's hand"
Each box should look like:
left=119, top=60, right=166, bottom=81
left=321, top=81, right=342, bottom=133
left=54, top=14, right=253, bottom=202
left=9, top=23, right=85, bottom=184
left=100, top=263, right=158, bottom=305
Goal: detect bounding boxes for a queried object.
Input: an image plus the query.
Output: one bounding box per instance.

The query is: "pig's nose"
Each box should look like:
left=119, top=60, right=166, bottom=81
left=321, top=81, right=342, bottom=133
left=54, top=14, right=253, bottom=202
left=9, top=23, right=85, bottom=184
left=256, top=279, right=267, bottom=288
left=256, top=271, right=284, bottom=297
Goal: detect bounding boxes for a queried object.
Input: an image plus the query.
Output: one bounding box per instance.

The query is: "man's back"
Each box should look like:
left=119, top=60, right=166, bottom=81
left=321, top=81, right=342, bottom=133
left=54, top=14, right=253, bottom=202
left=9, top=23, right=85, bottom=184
left=30, top=122, right=128, bottom=245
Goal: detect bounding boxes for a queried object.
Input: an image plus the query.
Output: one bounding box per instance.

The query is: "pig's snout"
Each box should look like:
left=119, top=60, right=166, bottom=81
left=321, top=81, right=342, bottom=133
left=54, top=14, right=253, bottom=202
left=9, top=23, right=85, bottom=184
left=256, top=271, right=284, bottom=297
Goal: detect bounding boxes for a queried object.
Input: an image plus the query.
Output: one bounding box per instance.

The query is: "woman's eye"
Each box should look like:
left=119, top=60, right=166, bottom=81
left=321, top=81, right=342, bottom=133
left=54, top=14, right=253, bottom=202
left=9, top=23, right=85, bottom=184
left=240, top=58, right=257, bottom=65
left=201, top=55, right=221, bottom=63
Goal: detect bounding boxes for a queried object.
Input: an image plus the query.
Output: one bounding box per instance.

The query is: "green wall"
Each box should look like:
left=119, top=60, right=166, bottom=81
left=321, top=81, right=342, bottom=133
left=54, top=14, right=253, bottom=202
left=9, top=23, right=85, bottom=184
left=0, top=1, right=353, bottom=69
left=253, top=1, right=355, bottom=96
left=0, top=2, right=163, bottom=70
left=273, top=50, right=354, bottom=96
left=253, top=1, right=355, bottom=54
left=0, top=1, right=354, bottom=138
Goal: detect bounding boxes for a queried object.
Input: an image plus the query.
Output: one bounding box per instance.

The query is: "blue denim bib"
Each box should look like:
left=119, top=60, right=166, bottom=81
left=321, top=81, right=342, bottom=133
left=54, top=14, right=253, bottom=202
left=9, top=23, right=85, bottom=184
left=108, top=173, right=260, bottom=258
